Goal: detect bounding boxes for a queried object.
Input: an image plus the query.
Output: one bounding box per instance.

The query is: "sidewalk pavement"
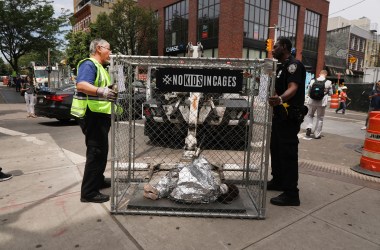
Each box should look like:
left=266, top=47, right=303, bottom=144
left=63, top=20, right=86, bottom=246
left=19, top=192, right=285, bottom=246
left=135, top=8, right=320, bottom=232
left=0, top=86, right=380, bottom=249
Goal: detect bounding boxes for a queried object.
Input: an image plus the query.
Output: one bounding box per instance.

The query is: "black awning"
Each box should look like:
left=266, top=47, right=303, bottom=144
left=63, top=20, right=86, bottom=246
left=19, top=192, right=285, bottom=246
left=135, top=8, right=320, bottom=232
left=325, top=66, right=346, bottom=78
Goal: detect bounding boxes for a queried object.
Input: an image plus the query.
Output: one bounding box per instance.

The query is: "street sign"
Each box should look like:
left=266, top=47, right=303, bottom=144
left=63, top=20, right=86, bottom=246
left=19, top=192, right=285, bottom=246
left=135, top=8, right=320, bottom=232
left=349, top=56, right=357, bottom=64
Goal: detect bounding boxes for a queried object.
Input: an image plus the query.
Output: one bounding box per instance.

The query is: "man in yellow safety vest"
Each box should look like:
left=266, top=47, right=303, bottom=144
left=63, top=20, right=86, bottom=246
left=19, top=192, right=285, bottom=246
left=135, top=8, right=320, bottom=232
left=71, top=38, right=117, bottom=203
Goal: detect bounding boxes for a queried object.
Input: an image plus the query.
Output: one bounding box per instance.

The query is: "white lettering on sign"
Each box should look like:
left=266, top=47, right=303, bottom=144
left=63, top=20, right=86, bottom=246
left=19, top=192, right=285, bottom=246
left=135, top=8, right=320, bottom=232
left=170, top=74, right=237, bottom=88
left=166, top=46, right=179, bottom=52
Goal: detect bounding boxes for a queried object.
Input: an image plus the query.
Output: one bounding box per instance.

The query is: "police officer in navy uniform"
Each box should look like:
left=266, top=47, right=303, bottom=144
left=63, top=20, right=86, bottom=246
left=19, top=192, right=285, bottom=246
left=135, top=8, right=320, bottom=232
left=268, top=37, right=306, bottom=206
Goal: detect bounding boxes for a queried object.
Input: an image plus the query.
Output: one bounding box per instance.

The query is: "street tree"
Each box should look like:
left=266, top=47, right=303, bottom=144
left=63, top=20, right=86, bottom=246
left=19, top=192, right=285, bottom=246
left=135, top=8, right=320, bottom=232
left=0, top=57, right=11, bottom=76
left=65, top=30, right=91, bottom=73
left=0, top=0, right=71, bottom=73
left=108, top=0, right=159, bottom=55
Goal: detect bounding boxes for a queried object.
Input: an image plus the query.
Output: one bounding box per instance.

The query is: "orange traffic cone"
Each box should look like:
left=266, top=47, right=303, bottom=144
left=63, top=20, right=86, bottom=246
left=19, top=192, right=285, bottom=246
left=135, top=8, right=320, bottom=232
left=351, top=111, right=380, bottom=178
left=330, top=93, right=339, bottom=109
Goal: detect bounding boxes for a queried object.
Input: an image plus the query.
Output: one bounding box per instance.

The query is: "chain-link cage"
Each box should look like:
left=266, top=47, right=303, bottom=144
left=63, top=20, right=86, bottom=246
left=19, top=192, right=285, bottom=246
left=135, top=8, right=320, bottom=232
left=109, top=55, right=276, bottom=219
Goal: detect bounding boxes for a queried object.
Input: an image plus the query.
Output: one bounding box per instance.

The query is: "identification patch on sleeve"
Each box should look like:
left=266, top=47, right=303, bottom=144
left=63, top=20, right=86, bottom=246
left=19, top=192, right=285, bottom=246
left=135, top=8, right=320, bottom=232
left=287, top=63, right=297, bottom=74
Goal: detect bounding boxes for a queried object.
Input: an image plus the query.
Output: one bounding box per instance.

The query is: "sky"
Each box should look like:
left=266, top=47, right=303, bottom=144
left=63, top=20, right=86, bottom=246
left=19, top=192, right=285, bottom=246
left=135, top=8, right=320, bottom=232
left=327, top=0, right=379, bottom=29
left=52, top=0, right=73, bottom=17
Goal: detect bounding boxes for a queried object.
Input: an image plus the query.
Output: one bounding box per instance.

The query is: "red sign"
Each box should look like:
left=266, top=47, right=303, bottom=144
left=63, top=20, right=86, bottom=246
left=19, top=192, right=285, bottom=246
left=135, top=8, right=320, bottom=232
left=201, top=32, right=208, bottom=39
left=138, top=74, right=147, bottom=81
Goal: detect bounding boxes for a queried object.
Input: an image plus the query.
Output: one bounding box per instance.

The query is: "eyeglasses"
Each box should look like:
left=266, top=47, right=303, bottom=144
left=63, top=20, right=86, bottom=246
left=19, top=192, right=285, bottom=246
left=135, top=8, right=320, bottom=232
left=99, top=46, right=112, bottom=52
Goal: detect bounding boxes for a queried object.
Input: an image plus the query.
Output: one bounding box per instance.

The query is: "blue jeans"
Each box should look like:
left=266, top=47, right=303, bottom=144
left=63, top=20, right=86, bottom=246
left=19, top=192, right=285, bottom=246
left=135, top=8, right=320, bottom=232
left=336, top=102, right=346, bottom=114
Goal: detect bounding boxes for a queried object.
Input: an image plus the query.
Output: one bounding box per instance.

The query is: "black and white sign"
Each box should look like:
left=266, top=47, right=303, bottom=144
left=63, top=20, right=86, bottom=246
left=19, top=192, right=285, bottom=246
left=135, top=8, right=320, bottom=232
left=156, top=68, right=243, bottom=93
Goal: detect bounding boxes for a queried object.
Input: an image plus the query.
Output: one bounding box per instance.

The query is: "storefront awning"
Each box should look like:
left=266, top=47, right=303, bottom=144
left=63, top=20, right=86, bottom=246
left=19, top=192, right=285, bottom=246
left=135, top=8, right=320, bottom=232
left=325, top=66, right=346, bottom=78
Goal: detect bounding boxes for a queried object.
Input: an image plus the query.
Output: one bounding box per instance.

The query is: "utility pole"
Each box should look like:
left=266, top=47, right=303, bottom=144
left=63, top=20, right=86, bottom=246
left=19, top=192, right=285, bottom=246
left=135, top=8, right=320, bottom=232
left=269, top=24, right=280, bottom=41
left=47, top=48, right=51, bottom=88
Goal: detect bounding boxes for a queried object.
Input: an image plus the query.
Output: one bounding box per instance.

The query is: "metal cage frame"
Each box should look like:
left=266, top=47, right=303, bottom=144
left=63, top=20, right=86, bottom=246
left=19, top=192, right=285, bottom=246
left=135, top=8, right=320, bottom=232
left=109, top=55, right=276, bottom=219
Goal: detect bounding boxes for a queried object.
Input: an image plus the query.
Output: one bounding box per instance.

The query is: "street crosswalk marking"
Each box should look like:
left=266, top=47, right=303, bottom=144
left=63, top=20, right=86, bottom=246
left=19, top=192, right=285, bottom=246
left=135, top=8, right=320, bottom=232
left=0, top=126, right=27, bottom=136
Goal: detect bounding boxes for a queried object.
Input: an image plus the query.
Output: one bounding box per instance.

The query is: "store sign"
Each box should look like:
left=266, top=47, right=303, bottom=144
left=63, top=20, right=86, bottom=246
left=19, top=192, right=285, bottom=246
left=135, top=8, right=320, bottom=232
left=165, top=44, right=186, bottom=53
left=165, top=45, right=180, bottom=53
left=156, top=68, right=243, bottom=93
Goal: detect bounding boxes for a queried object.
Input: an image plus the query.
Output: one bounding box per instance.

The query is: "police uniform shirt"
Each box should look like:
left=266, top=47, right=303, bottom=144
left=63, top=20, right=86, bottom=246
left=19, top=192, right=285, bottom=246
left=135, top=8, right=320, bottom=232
left=275, top=56, right=306, bottom=107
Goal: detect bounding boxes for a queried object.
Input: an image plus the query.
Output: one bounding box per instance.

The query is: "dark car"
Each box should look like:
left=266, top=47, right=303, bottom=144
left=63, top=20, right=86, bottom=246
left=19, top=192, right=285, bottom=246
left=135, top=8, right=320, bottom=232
left=117, top=81, right=146, bottom=120
left=35, top=84, right=75, bottom=122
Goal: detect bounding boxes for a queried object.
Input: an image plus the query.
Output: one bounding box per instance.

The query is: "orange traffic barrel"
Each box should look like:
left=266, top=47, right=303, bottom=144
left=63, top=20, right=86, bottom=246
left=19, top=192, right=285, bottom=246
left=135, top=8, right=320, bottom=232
left=351, top=111, right=380, bottom=178
left=330, top=93, right=339, bottom=109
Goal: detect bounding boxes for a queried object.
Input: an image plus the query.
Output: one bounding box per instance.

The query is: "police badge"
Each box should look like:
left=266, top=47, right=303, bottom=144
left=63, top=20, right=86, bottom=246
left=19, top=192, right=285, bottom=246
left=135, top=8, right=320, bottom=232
left=287, top=63, right=297, bottom=74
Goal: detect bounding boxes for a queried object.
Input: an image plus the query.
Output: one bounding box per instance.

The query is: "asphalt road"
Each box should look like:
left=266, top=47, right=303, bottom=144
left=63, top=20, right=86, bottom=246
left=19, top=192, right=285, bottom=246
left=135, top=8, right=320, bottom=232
left=0, top=84, right=367, bottom=168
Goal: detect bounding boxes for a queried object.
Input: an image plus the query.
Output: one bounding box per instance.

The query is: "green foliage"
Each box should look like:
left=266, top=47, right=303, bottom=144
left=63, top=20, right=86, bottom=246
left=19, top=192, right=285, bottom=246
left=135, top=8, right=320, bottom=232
left=109, top=0, right=159, bottom=55
left=0, top=0, right=71, bottom=73
left=65, top=31, right=91, bottom=71
left=90, top=12, right=115, bottom=44
left=64, top=0, right=159, bottom=74
left=0, top=57, right=11, bottom=75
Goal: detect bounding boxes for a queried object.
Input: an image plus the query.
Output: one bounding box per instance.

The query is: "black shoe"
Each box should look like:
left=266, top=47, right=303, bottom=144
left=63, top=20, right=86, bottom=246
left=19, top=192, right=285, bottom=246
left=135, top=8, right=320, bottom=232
left=266, top=180, right=283, bottom=191
left=100, top=178, right=111, bottom=189
left=306, top=128, right=311, bottom=137
left=270, top=192, right=300, bottom=206
left=0, top=169, right=13, bottom=182
left=314, top=136, right=321, bottom=139
left=81, top=193, right=110, bottom=203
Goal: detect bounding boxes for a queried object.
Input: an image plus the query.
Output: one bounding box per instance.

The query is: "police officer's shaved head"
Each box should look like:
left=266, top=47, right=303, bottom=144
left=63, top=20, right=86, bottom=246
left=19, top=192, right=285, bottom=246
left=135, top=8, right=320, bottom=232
left=276, top=37, right=292, bottom=52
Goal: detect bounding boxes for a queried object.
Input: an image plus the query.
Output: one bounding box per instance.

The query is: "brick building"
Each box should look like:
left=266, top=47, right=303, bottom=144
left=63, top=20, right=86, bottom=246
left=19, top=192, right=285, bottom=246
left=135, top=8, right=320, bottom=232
left=138, top=0, right=330, bottom=74
left=72, top=0, right=116, bottom=32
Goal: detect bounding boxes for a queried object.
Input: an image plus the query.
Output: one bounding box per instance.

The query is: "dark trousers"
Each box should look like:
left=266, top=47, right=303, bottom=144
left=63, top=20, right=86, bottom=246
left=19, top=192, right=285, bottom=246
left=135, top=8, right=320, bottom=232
left=336, top=102, right=346, bottom=114
left=270, top=115, right=301, bottom=194
left=78, top=109, right=111, bottom=198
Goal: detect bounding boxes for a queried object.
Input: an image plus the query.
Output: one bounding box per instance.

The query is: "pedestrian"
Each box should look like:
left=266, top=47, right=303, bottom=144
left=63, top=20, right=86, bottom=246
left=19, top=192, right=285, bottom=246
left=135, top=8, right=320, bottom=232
left=70, top=38, right=117, bottom=203
left=0, top=167, right=12, bottom=182
left=267, top=37, right=306, bottom=206
left=335, top=86, right=351, bottom=114
left=304, top=70, right=333, bottom=139
left=15, top=76, right=22, bottom=92
left=361, top=80, right=380, bottom=130
left=21, top=76, right=37, bottom=118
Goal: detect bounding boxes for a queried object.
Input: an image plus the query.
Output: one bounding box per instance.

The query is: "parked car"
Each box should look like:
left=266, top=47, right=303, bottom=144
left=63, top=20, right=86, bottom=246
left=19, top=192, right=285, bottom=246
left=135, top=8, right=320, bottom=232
left=35, top=84, right=75, bottom=122
left=117, top=81, right=146, bottom=120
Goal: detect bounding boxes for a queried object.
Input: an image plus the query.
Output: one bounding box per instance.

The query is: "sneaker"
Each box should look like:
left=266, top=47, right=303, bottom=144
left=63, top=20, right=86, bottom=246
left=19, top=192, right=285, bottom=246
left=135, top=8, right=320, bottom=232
left=361, top=126, right=367, bottom=130
left=306, top=128, right=311, bottom=137
left=270, top=192, right=300, bottom=206
left=31, top=114, right=37, bottom=118
left=0, top=170, right=13, bottom=182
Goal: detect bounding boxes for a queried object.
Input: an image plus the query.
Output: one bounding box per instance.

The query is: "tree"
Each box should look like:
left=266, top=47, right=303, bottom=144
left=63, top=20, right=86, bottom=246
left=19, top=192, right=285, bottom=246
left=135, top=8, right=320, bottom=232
left=65, top=30, right=91, bottom=72
left=0, top=0, right=71, bottom=73
left=108, top=0, right=159, bottom=55
left=0, top=57, right=11, bottom=76
left=64, top=0, right=159, bottom=72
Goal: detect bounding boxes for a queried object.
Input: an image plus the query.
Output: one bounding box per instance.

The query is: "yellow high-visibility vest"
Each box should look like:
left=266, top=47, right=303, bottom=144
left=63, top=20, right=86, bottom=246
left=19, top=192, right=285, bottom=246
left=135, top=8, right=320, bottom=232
left=70, top=58, right=111, bottom=118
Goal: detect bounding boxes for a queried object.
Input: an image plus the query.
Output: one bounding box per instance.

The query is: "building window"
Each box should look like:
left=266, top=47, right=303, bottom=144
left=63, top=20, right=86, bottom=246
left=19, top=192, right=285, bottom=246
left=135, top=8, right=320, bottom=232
left=242, top=48, right=267, bottom=59
left=303, top=10, right=320, bottom=52
left=357, top=38, right=361, bottom=51
left=243, top=0, right=270, bottom=41
left=278, top=0, right=298, bottom=46
left=198, top=0, right=220, bottom=41
left=164, top=0, right=189, bottom=47
left=351, top=36, right=355, bottom=49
